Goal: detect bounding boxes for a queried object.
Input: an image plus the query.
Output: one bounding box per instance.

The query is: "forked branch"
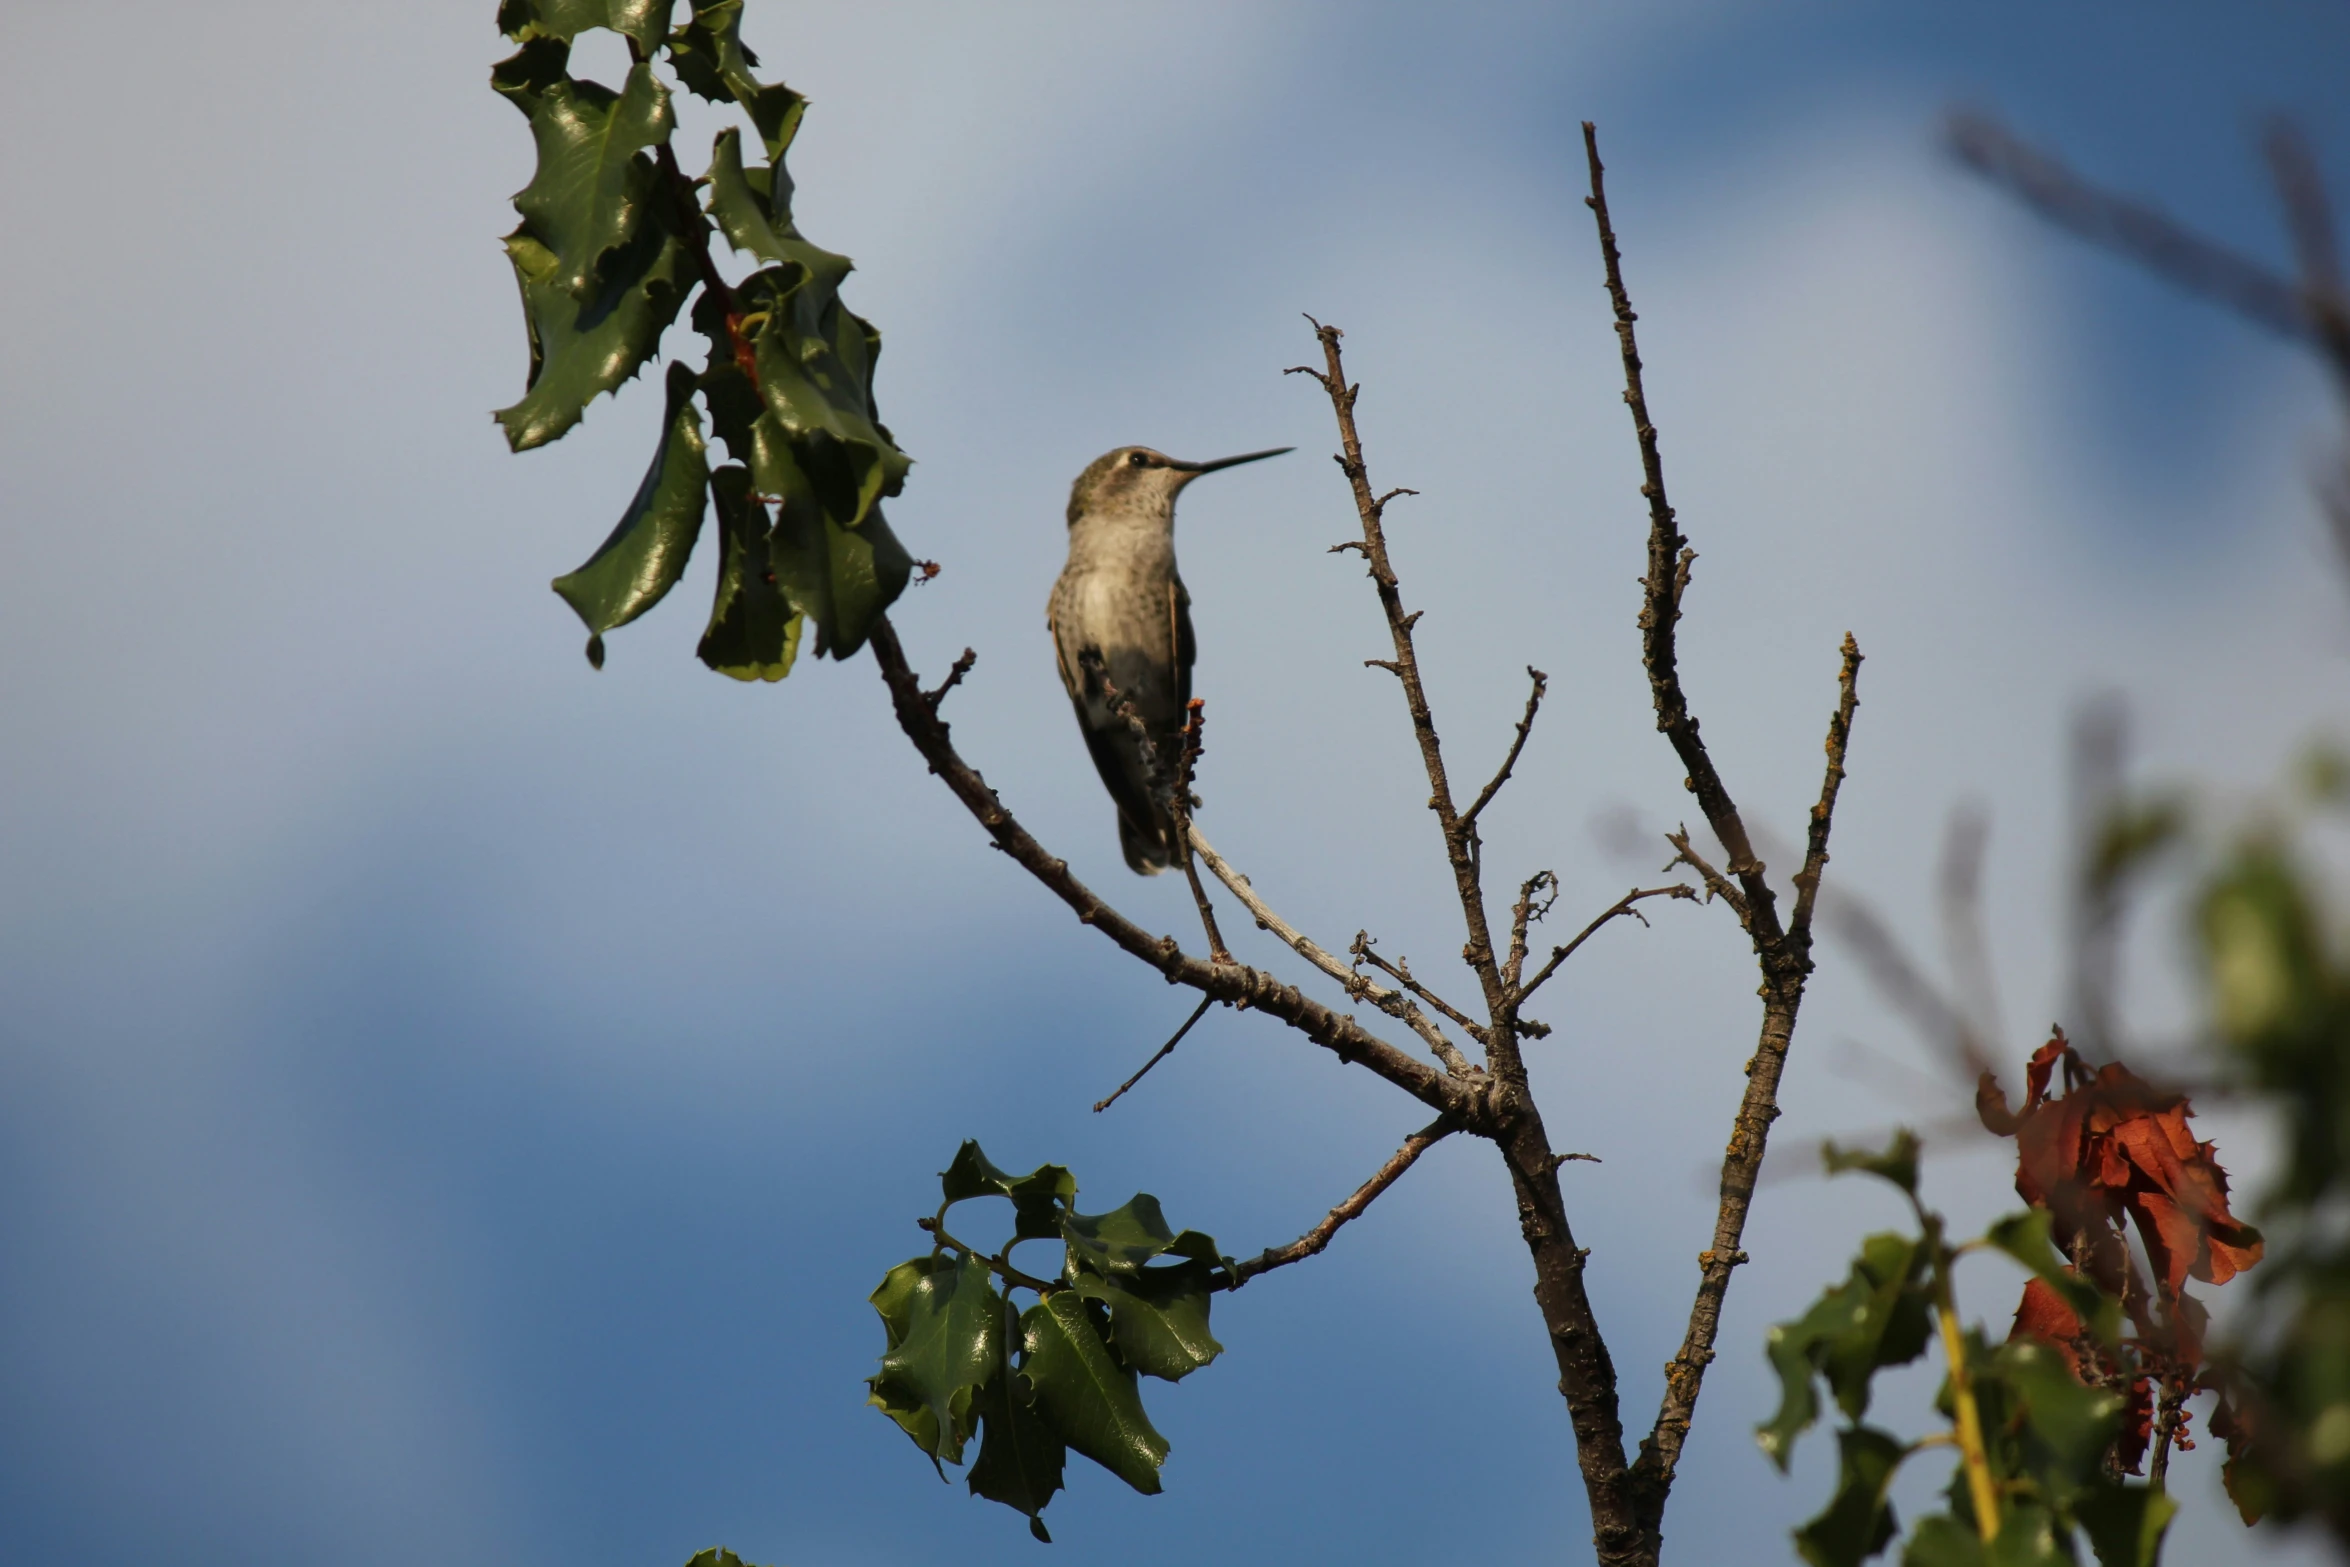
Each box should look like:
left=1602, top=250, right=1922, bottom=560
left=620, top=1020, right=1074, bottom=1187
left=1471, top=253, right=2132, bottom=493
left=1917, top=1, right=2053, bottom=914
left=1582, top=122, right=1865, bottom=1546
left=868, top=619, right=1490, bottom=1130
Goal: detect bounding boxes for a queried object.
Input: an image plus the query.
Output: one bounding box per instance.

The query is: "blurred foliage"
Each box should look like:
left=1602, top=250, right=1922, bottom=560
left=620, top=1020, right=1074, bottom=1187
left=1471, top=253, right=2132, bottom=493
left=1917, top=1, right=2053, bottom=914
left=1762, top=1130, right=2182, bottom=1567
left=867, top=1143, right=1230, bottom=1541
left=492, top=0, right=911, bottom=673
left=2192, top=757, right=2350, bottom=1541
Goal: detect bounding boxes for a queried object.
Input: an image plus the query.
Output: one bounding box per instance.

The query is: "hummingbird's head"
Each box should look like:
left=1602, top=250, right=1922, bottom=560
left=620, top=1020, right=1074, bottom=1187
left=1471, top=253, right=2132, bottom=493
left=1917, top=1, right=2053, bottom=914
left=1066, top=444, right=1292, bottom=526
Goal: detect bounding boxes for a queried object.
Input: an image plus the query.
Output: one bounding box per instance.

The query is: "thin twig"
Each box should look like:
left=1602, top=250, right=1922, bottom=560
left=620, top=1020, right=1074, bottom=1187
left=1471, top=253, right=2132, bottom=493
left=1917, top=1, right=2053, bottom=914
left=1464, top=666, right=1549, bottom=828
left=1353, top=935, right=1487, bottom=1043
left=1516, top=884, right=1699, bottom=1005
left=1503, top=871, right=1559, bottom=993
left=1948, top=109, right=2310, bottom=344
left=1663, top=827, right=1746, bottom=920
left=1187, top=824, right=1477, bottom=1077
left=1094, top=996, right=1215, bottom=1113
left=924, top=647, right=976, bottom=710
left=1225, top=1117, right=1455, bottom=1286
left=1290, top=319, right=1512, bottom=1029
left=1171, top=699, right=1234, bottom=964
left=1937, top=803, right=2008, bottom=1066
left=867, top=619, right=1489, bottom=1130
left=1788, top=634, right=1862, bottom=936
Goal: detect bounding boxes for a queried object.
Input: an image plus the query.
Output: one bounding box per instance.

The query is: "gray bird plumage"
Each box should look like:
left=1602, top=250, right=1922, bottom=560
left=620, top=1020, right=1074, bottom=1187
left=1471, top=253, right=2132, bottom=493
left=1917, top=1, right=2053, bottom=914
left=1047, top=444, right=1289, bottom=873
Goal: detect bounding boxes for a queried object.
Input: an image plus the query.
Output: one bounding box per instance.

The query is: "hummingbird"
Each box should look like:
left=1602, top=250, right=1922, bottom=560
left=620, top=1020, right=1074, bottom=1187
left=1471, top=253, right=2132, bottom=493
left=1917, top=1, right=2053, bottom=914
left=1048, top=444, right=1291, bottom=874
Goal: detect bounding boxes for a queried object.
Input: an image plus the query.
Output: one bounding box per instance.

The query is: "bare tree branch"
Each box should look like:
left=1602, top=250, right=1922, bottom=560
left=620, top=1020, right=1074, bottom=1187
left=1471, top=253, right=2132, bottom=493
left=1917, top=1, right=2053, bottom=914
left=1465, top=666, right=1550, bottom=829
left=1515, top=884, right=1699, bottom=1005
left=1948, top=109, right=2311, bottom=343
left=1297, top=314, right=1644, bottom=1565
left=1789, top=635, right=1863, bottom=936
left=1225, top=1117, right=1455, bottom=1286
left=1187, top=824, right=1477, bottom=1077
left=868, top=619, right=1492, bottom=1130
left=1291, top=320, right=1513, bottom=1024
left=924, top=647, right=977, bottom=710
left=2264, top=117, right=2350, bottom=387
left=1583, top=123, right=1865, bottom=1551
left=1353, top=934, right=1488, bottom=1044
left=1094, top=995, right=1215, bottom=1113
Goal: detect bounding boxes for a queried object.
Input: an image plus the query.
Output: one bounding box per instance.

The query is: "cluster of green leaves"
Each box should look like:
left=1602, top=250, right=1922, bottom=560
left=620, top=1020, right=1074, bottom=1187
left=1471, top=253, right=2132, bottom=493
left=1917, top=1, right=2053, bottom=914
left=2194, top=753, right=2350, bottom=1541
left=867, top=1143, right=1229, bottom=1541
left=492, top=0, right=913, bottom=675
left=1761, top=1132, right=2173, bottom=1567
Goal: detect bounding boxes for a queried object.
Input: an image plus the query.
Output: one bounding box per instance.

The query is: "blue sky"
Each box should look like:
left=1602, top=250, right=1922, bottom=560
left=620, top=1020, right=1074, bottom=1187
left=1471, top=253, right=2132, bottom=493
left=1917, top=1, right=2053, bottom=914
left=4, top=4, right=2349, bottom=1564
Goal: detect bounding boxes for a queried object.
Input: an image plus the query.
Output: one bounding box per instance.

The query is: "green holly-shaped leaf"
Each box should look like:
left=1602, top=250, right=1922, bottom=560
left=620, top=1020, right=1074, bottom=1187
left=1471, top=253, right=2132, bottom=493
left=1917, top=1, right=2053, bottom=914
left=1758, top=1232, right=1934, bottom=1470
left=498, top=49, right=676, bottom=305
left=1019, top=1293, right=1169, bottom=1494
left=498, top=0, right=675, bottom=52
left=696, top=465, right=801, bottom=680
left=1792, top=1425, right=1908, bottom=1567
left=705, top=127, right=844, bottom=284
left=551, top=362, right=709, bottom=665
left=1062, top=1194, right=1221, bottom=1279
left=663, top=0, right=805, bottom=158
left=1073, top=1263, right=1223, bottom=1383
left=967, top=1349, right=1067, bottom=1543
left=940, top=1142, right=1078, bottom=1241
left=493, top=42, right=691, bottom=450
left=867, top=1251, right=1001, bottom=1466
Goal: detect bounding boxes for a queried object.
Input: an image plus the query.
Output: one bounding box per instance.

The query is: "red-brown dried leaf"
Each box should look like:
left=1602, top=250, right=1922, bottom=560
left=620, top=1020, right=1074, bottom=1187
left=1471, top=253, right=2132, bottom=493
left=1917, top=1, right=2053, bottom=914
left=1988, top=1033, right=2262, bottom=1326
left=2116, top=1374, right=2154, bottom=1475
left=2010, top=1275, right=2090, bottom=1378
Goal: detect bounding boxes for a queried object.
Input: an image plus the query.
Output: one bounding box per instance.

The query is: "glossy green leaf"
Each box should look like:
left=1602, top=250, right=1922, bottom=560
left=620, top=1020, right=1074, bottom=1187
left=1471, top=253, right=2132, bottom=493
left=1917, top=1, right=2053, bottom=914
left=967, top=1355, right=1067, bottom=1541
left=740, top=264, right=909, bottom=529
left=498, top=0, right=674, bottom=50
left=768, top=488, right=911, bottom=660
left=868, top=1252, right=1000, bottom=1466
left=1793, top=1425, right=1908, bottom=1567
left=1983, top=1210, right=2120, bottom=1346
left=2073, top=1483, right=2177, bottom=1567
left=1824, top=1129, right=1922, bottom=1197
left=696, top=465, right=800, bottom=680
left=663, top=0, right=805, bottom=158
left=1074, top=1262, right=1223, bottom=1382
left=493, top=43, right=690, bottom=450
left=705, top=127, right=844, bottom=284
left=1062, top=1194, right=1221, bottom=1279
left=1758, top=1231, right=1934, bottom=1469
left=1020, top=1293, right=1168, bottom=1494
left=504, top=56, right=675, bottom=305
left=940, top=1142, right=1077, bottom=1241
left=550, top=363, right=708, bottom=665
left=496, top=218, right=690, bottom=451
left=866, top=1255, right=949, bottom=1454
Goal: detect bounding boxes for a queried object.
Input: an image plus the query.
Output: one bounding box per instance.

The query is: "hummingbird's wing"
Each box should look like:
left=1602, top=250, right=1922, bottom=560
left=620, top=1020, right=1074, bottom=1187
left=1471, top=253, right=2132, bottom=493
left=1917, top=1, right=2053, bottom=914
left=1047, top=577, right=1184, bottom=874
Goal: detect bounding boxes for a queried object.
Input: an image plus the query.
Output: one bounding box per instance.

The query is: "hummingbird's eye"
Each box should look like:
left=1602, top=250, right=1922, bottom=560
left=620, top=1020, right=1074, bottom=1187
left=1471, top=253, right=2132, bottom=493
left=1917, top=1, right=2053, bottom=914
left=1127, top=451, right=1150, bottom=468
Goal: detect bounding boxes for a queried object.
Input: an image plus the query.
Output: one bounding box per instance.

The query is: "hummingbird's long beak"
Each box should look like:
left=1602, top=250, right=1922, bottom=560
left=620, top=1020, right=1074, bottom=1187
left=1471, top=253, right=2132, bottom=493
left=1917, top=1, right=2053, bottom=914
left=1169, top=446, right=1293, bottom=476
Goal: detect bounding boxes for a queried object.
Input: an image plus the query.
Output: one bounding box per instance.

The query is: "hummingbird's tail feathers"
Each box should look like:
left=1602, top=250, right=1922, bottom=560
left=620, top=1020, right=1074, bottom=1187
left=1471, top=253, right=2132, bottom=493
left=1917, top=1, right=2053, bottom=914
left=1118, top=809, right=1174, bottom=876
